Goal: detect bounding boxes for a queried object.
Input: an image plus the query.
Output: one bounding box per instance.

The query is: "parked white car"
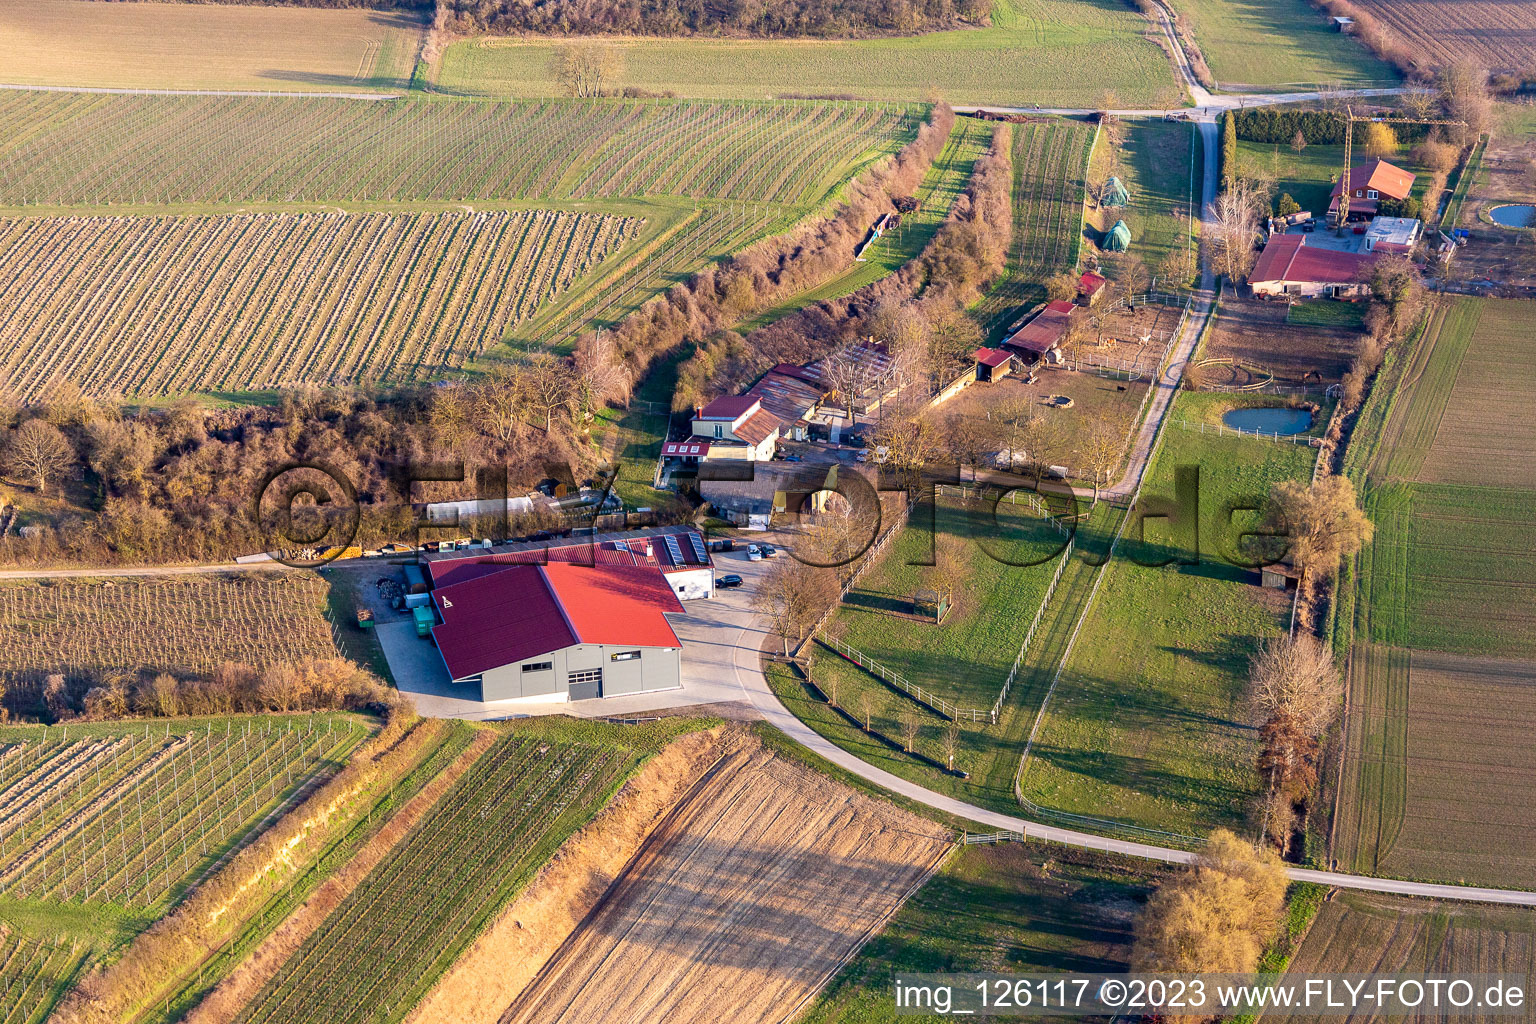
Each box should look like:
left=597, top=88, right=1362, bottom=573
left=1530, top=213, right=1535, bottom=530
left=747, top=544, right=763, bottom=561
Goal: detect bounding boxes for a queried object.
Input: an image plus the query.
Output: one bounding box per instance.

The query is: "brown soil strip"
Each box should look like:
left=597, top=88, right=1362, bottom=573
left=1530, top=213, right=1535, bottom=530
left=405, top=724, right=743, bottom=1024
left=184, top=727, right=499, bottom=1024
left=497, top=738, right=954, bottom=1024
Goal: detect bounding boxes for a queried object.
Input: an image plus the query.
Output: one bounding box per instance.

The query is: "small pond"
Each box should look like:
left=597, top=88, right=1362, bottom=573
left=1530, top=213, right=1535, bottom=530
left=1489, top=204, right=1536, bottom=228
left=1222, top=407, right=1313, bottom=435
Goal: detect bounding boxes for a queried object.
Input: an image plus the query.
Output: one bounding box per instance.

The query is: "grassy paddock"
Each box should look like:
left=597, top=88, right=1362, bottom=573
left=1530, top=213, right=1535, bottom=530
left=1017, top=391, right=1316, bottom=836
left=0, top=0, right=421, bottom=93
left=1088, top=119, right=1199, bottom=287
left=433, top=0, right=1176, bottom=108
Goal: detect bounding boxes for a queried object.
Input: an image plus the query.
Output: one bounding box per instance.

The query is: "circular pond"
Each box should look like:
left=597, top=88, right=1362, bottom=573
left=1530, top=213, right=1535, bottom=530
left=1489, top=204, right=1536, bottom=228
left=1222, top=407, right=1312, bottom=435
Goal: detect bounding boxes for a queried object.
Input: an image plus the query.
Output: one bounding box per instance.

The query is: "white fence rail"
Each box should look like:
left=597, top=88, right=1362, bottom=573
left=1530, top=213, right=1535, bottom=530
left=792, top=500, right=914, bottom=658
left=819, top=632, right=992, bottom=723
left=1173, top=418, right=1321, bottom=446
left=994, top=535, right=1074, bottom=721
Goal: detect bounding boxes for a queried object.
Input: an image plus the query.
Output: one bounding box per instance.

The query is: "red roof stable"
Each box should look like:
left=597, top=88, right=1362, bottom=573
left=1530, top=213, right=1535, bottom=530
left=1004, top=300, right=1075, bottom=355
left=1250, top=235, right=1378, bottom=286
left=431, top=563, right=682, bottom=681
left=661, top=440, right=712, bottom=458
left=1077, top=271, right=1107, bottom=296
left=973, top=347, right=1012, bottom=367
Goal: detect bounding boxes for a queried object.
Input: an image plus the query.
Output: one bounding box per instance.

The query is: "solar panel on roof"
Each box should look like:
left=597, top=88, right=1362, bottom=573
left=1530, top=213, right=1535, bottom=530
left=663, top=535, right=686, bottom=565
left=687, top=533, right=707, bottom=563
left=613, top=541, right=628, bottom=552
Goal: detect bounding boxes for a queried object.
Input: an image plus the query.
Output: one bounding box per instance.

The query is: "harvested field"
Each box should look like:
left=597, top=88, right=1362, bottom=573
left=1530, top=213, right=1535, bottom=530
left=1285, top=891, right=1536, bottom=1023
left=0, top=575, right=339, bottom=686
left=0, top=0, right=420, bottom=93
left=1350, top=0, right=1536, bottom=72
left=498, top=743, right=952, bottom=1024
left=1202, top=294, right=1361, bottom=385
left=0, top=210, right=635, bottom=398
left=0, top=93, right=912, bottom=208
left=1336, top=646, right=1536, bottom=888
left=1414, top=299, right=1536, bottom=490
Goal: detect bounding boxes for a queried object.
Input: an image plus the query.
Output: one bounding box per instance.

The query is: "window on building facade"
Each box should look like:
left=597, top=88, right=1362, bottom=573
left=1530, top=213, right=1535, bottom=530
left=611, top=650, right=642, bottom=662
left=568, top=668, right=603, bottom=687
left=523, top=660, right=553, bottom=673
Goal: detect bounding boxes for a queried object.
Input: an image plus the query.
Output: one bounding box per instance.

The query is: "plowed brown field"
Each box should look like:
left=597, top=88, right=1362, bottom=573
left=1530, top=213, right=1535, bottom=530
left=1352, top=0, right=1536, bottom=71
left=498, top=746, right=952, bottom=1024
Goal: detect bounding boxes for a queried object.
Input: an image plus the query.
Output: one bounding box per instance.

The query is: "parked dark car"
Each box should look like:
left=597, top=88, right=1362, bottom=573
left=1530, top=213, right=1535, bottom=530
left=759, top=544, right=779, bottom=558
left=784, top=454, right=802, bottom=462
left=716, top=574, right=745, bottom=589
left=708, top=539, right=735, bottom=552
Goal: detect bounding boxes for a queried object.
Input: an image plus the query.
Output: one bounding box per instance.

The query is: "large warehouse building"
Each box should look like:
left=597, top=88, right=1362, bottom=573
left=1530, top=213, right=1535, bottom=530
left=430, top=562, right=684, bottom=702
left=424, top=525, right=716, bottom=602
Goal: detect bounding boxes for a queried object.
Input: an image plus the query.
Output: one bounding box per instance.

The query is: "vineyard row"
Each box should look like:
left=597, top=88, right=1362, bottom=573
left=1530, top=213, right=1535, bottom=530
left=0, top=210, right=636, bottom=398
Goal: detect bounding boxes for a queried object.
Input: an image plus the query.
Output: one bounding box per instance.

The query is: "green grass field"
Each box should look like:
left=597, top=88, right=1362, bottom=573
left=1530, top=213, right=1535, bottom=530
left=771, top=496, right=1125, bottom=818
left=1017, top=392, right=1317, bottom=836
left=800, top=842, right=1157, bottom=1024
left=1089, top=119, right=1199, bottom=286
left=433, top=0, right=1177, bottom=108
left=1168, top=0, right=1397, bottom=88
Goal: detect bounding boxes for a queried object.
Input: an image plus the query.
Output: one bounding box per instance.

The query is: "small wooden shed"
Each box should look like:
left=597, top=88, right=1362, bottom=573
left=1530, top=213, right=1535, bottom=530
left=1260, top=561, right=1302, bottom=591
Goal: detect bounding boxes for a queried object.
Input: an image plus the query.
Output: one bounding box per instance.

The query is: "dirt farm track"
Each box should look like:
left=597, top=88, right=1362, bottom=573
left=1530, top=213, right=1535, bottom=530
left=498, top=746, right=952, bottom=1024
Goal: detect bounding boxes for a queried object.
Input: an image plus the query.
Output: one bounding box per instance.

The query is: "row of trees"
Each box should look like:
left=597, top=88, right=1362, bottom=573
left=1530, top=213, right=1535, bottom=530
left=439, top=0, right=986, bottom=39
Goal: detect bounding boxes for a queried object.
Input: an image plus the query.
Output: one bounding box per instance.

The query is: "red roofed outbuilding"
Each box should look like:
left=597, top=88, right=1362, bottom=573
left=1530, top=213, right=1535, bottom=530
left=973, top=346, right=1013, bottom=382
left=1003, top=300, right=1075, bottom=361
left=1077, top=271, right=1108, bottom=305
left=430, top=561, right=684, bottom=702
left=1249, top=235, right=1378, bottom=299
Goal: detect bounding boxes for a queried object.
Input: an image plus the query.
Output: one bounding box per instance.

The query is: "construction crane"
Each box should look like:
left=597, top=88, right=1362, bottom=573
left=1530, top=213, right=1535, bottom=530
left=1334, top=105, right=1467, bottom=229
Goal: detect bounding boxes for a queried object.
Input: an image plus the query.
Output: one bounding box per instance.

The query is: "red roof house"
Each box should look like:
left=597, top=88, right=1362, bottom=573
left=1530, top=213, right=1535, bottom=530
left=430, top=562, right=683, bottom=700
left=1249, top=235, right=1378, bottom=299
left=1328, top=158, right=1415, bottom=221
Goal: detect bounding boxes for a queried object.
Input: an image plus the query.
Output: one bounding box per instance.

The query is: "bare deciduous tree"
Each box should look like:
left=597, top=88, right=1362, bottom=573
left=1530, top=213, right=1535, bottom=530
left=5, top=418, right=73, bottom=492
left=942, top=720, right=961, bottom=772
left=1210, top=180, right=1265, bottom=284
left=550, top=43, right=624, bottom=98
left=753, top=558, right=829, bottom=656
left=1081, top=417, right=1127, bottom=501
left=900, top=708, right=920, bottom=753
left=1248, top=633, right=1342, bottom=736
